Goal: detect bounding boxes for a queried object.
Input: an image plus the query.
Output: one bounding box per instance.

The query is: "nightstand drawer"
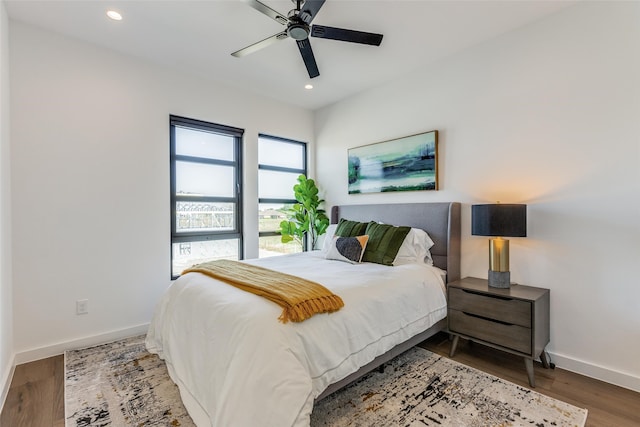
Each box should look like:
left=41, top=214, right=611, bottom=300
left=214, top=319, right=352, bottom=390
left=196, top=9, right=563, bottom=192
left=449, top=309, right=532, bottom=354
left=448, top=287, right=531, bottom=328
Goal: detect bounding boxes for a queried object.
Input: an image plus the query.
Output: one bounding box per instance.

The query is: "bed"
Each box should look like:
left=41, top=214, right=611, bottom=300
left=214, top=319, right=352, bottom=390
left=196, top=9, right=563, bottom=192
left=146, top=202, right=461, bottom=427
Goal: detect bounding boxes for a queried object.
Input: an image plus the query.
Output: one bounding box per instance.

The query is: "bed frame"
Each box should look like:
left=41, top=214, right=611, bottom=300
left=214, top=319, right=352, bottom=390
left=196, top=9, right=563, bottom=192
left=316, top=202, right=461, bottom=401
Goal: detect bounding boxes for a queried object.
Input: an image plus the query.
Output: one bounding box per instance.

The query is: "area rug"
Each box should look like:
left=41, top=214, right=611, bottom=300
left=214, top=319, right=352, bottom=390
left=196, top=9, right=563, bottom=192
left=65, top=335, right=587, bottom=427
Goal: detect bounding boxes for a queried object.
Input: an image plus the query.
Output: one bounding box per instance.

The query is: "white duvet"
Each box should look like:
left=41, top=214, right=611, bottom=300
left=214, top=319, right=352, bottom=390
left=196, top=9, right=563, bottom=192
left=145, top=251, right=447, bottom=427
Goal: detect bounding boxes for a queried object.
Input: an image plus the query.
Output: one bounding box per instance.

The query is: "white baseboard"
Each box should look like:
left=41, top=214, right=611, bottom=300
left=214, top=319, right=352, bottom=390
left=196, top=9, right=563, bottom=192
left=14, top=323, right=149, bottom=365
left=549, top=350, right=640, bottom=393
left=0, top=354, right=16, bottom=417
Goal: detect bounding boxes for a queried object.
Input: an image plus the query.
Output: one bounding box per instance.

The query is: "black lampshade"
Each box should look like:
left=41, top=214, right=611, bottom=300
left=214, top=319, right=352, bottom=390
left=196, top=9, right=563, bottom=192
left=472, top=204, right=527, bottom=237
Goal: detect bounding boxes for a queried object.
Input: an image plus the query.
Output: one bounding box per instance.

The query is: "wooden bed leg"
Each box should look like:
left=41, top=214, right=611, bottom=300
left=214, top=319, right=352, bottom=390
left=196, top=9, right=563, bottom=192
left=378, top=364, right=385, bottom=374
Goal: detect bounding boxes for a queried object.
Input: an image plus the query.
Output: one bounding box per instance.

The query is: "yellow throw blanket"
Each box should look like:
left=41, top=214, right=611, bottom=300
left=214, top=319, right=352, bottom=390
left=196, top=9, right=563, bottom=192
left=182, top=259, right=344, bottom=323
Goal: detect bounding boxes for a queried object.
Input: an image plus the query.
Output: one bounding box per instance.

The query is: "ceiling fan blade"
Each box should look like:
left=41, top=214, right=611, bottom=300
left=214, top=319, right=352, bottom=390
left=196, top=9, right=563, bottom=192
left=311, top=25, right=383, bottom=46
left=296, top=38, right=320, bottom=79
left=242, top=0, right=288, bottom=25
left=298, top=0, right=326, bottom=24
left=231, top=31, right=289, bottom=57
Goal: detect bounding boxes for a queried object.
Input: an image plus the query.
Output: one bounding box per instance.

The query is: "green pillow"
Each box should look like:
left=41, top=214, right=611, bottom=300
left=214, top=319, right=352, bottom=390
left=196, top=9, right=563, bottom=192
left=362, top=222, right=411, bottom=266
left=335, top=218, right=368, bottom=237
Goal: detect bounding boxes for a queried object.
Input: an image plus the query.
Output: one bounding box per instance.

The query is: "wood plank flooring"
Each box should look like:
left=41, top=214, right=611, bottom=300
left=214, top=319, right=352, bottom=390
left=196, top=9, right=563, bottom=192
left=0, top=355, right=64, bottom=427
left=1, top=333, right=638, bottom=426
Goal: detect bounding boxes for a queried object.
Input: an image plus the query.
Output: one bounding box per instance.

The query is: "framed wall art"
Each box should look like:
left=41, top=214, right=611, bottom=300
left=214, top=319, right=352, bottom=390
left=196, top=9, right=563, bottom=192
left=348, top=130, right=438, bottom=194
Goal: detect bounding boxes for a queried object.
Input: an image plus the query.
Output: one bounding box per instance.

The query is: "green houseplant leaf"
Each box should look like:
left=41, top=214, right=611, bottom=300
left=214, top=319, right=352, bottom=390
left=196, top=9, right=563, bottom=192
left=280, top=175, right=330, bottom=251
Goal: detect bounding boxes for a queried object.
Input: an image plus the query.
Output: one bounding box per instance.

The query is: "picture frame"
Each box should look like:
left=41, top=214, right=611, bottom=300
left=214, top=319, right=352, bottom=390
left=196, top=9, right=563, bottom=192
left=348, top=130, right=438, bottom=194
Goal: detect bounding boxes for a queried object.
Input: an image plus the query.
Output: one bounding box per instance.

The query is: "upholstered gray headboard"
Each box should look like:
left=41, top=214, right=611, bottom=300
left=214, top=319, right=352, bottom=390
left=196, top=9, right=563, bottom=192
left=330, top=202, right=461, bottom=283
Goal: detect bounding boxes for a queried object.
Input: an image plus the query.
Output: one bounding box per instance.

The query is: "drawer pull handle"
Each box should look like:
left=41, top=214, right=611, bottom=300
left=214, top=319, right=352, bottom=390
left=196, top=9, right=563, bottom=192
left=461, top=289, right=513, bottom=301
left=462, top=311, right=514, bottom=326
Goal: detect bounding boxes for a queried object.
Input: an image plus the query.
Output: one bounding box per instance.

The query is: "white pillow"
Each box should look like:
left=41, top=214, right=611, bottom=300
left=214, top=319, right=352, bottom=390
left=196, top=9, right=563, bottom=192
left=321, top=224, right=338, bottom=252
left=393, top=227, right=435, bottom=266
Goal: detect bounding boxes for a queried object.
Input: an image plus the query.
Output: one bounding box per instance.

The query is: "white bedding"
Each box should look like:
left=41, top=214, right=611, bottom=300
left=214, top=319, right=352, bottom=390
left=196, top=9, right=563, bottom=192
left=145, top=251, right=447, bottom=427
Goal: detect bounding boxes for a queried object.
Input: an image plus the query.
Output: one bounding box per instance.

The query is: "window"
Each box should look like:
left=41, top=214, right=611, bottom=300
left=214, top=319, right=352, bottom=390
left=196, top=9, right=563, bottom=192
left=258, top=134, right=307, bottom=258
left=170, top=115, right=243, bottom=278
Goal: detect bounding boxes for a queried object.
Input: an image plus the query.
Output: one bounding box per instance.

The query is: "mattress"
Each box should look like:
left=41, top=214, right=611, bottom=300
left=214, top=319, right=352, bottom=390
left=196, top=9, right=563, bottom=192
left=145, top=251, right=447, bottom=427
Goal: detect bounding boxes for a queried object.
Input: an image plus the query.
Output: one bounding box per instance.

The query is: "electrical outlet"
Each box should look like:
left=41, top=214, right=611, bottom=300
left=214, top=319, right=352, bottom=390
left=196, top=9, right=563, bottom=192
left=76, top=299, right=89, bottom=315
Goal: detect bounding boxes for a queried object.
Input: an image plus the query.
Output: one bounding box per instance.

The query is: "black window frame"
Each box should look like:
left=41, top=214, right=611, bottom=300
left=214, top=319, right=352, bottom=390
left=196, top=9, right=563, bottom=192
left=258, top=134, right=308, bottom=252
left=170, top=115, right=244, bottom=279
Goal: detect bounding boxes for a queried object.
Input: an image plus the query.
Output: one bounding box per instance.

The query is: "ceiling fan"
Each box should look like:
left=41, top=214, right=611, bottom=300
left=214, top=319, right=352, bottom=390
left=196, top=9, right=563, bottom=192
left=231, top=0, right=383, bottom=79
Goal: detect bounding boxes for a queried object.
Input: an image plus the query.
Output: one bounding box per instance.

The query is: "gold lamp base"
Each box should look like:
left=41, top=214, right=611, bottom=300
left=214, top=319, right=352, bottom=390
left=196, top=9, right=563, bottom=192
left=488, top=237, right=511, bottom=288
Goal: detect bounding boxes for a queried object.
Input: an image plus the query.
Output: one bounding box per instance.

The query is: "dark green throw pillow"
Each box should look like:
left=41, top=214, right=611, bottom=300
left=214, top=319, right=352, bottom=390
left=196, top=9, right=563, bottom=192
left=335, top=218, right=368, bottom=237
left=362, top=222, right=411, bottom=266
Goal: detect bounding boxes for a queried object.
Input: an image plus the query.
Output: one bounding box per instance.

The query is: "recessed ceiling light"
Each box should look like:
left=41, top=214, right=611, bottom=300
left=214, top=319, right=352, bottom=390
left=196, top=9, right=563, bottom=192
left=107, top=10, right=123, bottom=21
left=304, top=84, right=313, bottom=90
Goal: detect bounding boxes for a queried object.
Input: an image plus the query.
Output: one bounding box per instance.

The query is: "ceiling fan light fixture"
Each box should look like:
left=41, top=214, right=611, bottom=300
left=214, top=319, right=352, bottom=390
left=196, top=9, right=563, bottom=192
left=287, top=23, right=310, bottom=41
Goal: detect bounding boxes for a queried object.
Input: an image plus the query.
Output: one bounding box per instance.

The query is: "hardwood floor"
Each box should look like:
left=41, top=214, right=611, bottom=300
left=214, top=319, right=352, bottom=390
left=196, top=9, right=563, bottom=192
left=0, top=355, right=64, bottom=427
left=1, top=333, right=638, bottom=426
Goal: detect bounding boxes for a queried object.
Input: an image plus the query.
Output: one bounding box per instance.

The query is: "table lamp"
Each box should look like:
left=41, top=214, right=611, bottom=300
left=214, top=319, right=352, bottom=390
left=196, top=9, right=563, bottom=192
left=472, top=204, right=527, bottom=288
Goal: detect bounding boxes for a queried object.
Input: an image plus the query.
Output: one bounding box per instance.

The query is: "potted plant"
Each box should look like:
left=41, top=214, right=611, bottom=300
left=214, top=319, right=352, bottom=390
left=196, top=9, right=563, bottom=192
left=280, top=174, right=330, bottom=250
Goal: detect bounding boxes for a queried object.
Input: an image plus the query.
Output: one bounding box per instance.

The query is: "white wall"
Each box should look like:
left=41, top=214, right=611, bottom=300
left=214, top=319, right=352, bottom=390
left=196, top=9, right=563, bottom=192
left=0, top=0, right=13, bottom=409
left=10, top=22, right=313, bottom=361
left=315, top=1, right=640, bottom=391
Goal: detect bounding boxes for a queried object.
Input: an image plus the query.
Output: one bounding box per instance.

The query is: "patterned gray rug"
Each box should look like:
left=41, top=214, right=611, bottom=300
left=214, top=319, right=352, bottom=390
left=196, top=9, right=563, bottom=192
left=65, top=335, right=587, bottom=427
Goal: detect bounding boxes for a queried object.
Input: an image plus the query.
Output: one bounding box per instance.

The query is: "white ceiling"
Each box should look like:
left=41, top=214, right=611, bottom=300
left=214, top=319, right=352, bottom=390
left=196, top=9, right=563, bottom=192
left=5, top=0, right=577, bottom=110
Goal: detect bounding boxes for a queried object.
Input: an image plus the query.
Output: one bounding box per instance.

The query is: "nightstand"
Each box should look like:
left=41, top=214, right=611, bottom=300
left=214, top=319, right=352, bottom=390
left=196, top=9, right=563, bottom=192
left=447, top=277, right=551, bottom=387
